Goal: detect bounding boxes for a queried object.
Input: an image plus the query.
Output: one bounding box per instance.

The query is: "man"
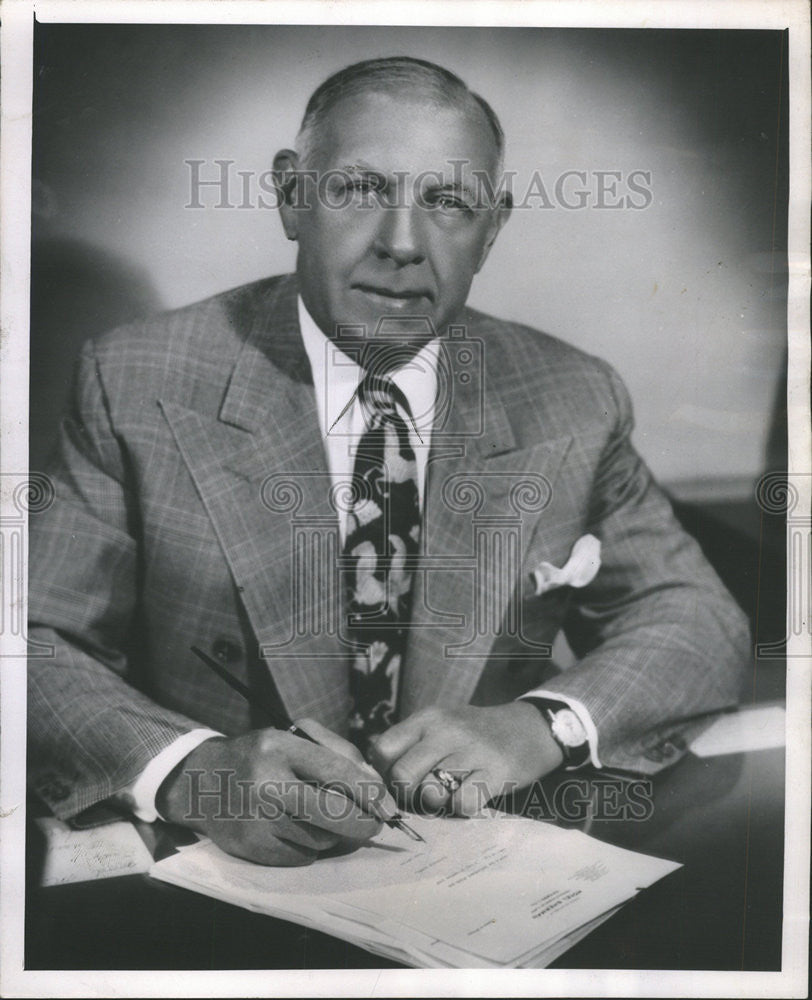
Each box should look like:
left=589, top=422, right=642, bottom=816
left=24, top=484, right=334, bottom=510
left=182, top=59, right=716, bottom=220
left=28, top=57, right=749, bottom=866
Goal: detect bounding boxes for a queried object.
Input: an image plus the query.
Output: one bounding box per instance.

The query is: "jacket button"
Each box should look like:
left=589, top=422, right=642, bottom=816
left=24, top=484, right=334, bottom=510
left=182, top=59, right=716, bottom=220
left=661, top=736, right=684, bottom=758
left=212, top=637, right=242, bottom=664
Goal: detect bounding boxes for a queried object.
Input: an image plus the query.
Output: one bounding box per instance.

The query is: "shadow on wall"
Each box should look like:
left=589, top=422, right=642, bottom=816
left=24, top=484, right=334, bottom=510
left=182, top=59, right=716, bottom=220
left=30, top=237, right=162, bottom=471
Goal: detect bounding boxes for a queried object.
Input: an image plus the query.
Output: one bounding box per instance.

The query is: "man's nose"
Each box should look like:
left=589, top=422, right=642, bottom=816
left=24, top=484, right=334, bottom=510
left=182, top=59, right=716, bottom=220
left=373, top=204, right=426, bottom=266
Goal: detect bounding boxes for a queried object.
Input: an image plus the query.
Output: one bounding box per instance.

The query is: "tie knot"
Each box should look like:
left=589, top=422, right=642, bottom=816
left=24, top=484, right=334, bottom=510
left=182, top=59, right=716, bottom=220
left=358, top=374, right=410, bottom=421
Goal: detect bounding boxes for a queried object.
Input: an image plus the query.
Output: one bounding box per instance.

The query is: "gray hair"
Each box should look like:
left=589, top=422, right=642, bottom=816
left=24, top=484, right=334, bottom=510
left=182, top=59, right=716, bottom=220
left=294, top=56, right=505, bottom=173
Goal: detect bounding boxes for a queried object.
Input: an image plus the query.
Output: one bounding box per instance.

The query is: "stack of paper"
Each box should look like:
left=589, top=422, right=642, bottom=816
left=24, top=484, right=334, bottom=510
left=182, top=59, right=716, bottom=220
left=150, top=811, right=679, bottom=968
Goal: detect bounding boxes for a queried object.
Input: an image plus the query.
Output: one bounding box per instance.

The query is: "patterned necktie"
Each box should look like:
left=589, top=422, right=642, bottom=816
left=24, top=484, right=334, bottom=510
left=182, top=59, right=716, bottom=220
left=344, top=374, right=421, bottom=752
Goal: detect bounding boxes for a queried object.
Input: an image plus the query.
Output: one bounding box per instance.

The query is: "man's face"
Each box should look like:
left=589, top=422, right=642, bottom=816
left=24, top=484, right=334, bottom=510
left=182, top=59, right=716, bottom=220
left=277, top=90, right=510, bottom=356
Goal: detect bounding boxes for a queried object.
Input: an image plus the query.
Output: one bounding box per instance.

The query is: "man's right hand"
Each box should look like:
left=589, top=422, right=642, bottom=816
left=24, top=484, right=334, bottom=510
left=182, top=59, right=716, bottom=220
left=156, top=720, right=396, bottom=866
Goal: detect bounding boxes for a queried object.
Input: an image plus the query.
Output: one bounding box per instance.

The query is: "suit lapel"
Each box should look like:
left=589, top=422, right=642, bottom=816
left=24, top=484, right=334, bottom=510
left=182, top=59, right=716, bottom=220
left=402, top=336, right=573, bottom=716
left=160, top=277, right=574, bottom=729
left=160, top=277, right=351, bottom=731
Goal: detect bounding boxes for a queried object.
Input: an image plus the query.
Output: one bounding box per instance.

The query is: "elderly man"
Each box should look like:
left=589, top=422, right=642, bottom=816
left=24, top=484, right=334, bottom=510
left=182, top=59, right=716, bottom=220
left=28, top=56, right=749, bottom=866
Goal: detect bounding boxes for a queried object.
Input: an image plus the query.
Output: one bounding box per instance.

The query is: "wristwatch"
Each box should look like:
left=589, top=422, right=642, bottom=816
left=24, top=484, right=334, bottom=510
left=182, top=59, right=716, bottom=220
left=529, top=698, right=591, bottom=768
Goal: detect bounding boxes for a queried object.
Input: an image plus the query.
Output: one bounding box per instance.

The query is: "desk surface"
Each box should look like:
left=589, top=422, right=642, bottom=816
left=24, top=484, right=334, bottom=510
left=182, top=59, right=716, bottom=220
left=25, top=737, right=785, bottom=972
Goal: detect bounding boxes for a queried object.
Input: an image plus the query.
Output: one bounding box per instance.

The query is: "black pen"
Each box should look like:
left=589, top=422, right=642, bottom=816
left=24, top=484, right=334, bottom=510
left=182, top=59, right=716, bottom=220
left=189, top=645, right=424, bottom=843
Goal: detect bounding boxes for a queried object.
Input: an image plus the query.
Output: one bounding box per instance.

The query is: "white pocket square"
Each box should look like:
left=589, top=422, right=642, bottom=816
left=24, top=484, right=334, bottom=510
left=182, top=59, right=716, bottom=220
left=529, top=534, right=602, bottom=596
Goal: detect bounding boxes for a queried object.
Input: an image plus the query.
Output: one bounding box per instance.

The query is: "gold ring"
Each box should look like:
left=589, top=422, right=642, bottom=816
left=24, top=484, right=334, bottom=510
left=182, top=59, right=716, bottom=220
left=433, top=768, right=462, bottom=794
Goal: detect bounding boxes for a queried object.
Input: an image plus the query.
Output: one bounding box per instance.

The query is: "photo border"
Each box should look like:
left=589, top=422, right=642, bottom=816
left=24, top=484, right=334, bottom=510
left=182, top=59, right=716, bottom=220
left=1, top=1, right=809, bottom=997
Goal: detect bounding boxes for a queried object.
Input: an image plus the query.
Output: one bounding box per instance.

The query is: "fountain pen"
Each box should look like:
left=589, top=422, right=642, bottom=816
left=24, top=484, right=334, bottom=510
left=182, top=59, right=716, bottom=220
left=189, top=645, right=424, bottom=843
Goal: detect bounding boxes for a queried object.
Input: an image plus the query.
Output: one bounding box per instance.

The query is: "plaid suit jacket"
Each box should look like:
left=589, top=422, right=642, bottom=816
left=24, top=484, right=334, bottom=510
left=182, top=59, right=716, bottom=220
left=28, top=274, right=749, bottom=819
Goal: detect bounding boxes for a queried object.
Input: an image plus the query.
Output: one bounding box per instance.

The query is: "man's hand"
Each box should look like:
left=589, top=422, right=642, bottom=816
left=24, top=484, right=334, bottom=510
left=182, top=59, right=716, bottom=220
left=156, top=719, right=397, bottom=866
left=367, top=702, right=564, bottom=815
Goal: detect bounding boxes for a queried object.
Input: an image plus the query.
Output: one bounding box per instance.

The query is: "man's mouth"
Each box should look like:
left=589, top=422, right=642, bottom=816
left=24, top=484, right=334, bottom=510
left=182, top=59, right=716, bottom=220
left=353, top=284, right=432, bottom=306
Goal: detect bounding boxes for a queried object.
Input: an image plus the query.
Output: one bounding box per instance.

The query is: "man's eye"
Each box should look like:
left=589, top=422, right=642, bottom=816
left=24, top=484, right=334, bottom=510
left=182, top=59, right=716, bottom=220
left=432, top=193, right=473, bottom=214
left=348, top=176, right=384, bottom=195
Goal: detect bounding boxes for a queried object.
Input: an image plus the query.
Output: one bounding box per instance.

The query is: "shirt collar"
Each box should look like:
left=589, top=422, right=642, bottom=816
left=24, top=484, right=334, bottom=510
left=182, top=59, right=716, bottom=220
left=297, top=295, right=439, bottom=438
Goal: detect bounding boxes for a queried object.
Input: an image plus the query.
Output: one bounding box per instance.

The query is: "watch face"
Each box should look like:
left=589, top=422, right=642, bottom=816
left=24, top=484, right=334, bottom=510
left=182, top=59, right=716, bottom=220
left=551, top=709, right=587, bottom=748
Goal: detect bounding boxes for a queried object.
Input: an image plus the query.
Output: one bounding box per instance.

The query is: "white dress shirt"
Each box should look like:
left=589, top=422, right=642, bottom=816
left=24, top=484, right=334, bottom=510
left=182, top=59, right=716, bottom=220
left=123, top=297, right=599, bottom=821
left=298, top=296, right=439, bottom=539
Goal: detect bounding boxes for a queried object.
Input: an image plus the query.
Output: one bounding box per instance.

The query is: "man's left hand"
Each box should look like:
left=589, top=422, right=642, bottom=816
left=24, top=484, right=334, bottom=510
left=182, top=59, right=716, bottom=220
left=367, top=702, right=564, bottom=816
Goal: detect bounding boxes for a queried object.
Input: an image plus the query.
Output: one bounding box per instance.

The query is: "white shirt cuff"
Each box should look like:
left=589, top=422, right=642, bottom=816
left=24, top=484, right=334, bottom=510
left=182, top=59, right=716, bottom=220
left=519, top=690, right=602, bottom=770
left=118, top=729, right=224, bottom=822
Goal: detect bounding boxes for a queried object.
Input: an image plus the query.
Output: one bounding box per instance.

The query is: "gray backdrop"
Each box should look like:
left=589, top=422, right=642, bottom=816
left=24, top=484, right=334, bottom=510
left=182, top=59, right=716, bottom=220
left=31, top=25, right=788, bottom=489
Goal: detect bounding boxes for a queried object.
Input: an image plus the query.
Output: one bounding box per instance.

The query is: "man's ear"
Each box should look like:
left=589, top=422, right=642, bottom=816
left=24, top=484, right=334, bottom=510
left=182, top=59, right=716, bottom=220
left=273, top=148, right=300, bottom=241
left=475, top=192, right=512, bottom=274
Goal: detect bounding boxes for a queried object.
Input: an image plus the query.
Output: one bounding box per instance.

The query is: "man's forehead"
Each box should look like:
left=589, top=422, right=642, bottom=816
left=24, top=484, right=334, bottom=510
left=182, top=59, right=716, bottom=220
left=309, top=90, right=500, bottom=176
